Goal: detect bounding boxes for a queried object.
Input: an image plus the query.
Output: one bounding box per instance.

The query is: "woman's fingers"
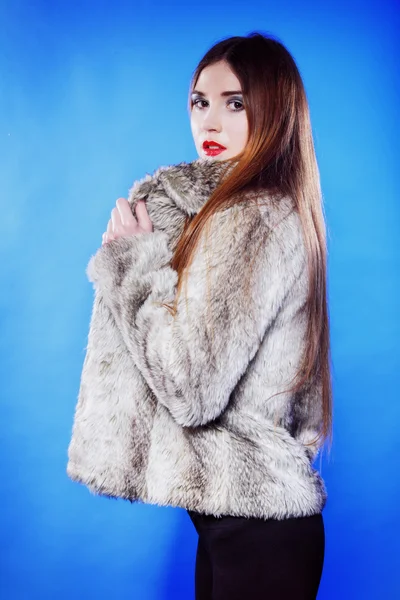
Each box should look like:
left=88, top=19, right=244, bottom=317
left=116, top=197, right=136, bottom=226
left=103, top=219, right=114, bottom=243
left=111, top=207, right=124, bottom=233
left=102, top=197, right=152, bottom=246
left=135, top=199, right=153, bottom=232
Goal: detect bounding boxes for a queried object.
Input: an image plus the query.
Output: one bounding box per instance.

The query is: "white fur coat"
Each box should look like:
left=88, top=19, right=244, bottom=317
left=66, top=157, right=327, bottom=519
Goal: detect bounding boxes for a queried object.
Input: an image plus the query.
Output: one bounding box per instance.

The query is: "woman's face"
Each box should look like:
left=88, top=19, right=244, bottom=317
left=190, top=61, right=248, bottom=161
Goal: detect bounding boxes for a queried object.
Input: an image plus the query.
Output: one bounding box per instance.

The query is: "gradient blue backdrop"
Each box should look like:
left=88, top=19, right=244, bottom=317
left=1, top=0, right=399, bottom=598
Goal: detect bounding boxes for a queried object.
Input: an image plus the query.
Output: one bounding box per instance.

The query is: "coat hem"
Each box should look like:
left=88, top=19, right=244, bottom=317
left=67, top=462, right=327, bottom=521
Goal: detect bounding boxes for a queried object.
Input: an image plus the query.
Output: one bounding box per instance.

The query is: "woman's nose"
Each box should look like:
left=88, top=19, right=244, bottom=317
left=202, top=110, right=222, bottom=132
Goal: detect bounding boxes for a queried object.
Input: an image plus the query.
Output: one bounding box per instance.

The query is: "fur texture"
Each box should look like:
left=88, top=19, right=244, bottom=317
left=66, top=157, right=327, bottom=519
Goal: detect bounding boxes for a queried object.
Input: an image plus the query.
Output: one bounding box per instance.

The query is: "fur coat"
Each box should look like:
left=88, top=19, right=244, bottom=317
left=66, top=157, right=327, bottom=520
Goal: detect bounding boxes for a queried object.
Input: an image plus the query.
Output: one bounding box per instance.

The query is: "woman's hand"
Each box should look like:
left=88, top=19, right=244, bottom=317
left=102, top=198, right=153, bottom=245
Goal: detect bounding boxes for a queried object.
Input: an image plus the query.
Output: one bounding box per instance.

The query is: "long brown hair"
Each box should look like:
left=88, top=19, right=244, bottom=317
left=165, top=32, right=333, bottom=454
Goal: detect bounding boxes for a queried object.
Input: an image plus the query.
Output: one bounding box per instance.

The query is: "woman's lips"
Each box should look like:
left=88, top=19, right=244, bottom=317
left=202, top=141, right=227, bottom=156
left=203, top=147, right=226, bottom=156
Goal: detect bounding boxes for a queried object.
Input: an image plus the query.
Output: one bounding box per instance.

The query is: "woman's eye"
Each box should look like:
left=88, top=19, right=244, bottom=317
left=192, top=98, right=207, bottom=109
left=227, top=99, right=244, bottom=111
left=192, top=98, right=244, bottom=111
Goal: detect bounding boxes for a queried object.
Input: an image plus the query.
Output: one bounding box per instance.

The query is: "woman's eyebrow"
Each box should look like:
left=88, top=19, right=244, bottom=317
left=191, top=89, right=243, bottom=97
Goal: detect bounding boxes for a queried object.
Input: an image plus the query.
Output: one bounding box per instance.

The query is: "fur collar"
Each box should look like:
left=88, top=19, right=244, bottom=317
left=127, top=157, right=239, bottom=216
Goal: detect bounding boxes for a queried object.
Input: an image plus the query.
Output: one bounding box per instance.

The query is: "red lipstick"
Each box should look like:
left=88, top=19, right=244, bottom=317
left=202, top=140, right=227, bottom=156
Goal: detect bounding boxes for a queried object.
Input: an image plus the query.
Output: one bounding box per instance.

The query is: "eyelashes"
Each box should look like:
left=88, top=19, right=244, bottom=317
left=191, top=98, right=245, bottom=112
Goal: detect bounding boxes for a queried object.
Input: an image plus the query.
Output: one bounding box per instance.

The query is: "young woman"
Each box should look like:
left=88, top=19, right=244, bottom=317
left=68, top=31, right=332, bottom=600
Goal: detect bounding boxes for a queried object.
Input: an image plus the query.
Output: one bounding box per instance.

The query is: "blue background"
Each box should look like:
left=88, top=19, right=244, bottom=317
left=1, top=0, right=399, bottom=598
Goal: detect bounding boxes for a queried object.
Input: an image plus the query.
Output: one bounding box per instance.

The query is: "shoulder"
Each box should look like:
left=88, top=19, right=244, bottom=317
left=230, top=193, right=307, bottom=286
left=230, top=192, right=304, bottom=251
left=200, top=193, right=305, bottom=283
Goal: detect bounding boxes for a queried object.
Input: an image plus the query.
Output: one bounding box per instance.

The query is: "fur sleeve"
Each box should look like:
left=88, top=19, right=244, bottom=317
left=86, top=201, right=306, bottom=428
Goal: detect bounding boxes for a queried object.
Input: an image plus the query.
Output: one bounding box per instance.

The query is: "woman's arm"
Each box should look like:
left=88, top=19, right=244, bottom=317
left=86, top=203, right=306, bottom=428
